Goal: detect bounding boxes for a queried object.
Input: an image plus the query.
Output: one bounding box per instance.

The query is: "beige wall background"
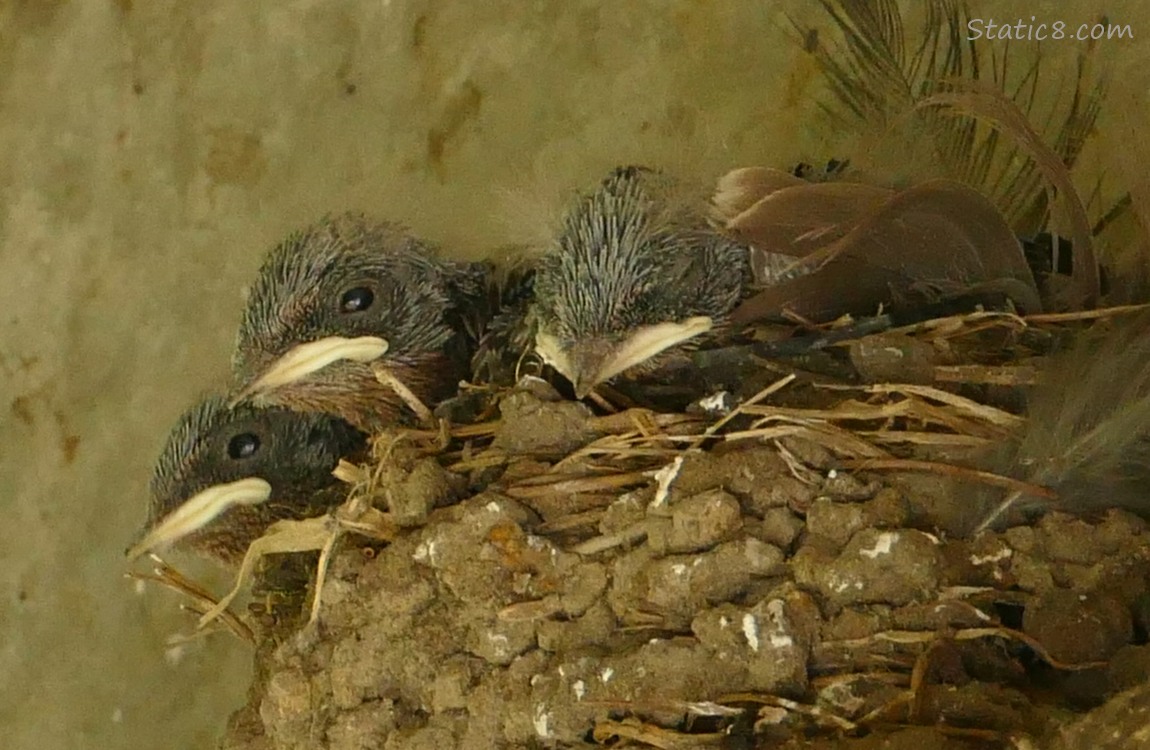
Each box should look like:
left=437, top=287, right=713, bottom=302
left=2, top=1, right=1145, bottom=747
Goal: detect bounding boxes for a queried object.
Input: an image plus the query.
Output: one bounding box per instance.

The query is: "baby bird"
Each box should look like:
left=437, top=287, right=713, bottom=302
left=231, top=213, right=491, bottom=432
left=529, top=166, right=772, bottom=397
left=128, top=396, right=366, bottom=565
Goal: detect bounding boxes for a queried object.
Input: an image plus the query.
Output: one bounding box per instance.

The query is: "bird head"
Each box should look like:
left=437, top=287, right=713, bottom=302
left=128, top=396, right=366, bottom=565
left=530, top=167, right=749, bottom=397
left=230, top=214, right=488, bottom=431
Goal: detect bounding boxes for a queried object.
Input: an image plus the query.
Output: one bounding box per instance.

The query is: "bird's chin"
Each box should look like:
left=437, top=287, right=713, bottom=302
left=182, top=504, right=276, bottom=567
left=538, top=317, right=714, bottom=398
left=243, top=355, right=460, bottom=434
left=127, top=477, right=273, bottom=562
left=242, top=365, right=391, bottom=432
left=230, top=335, right=390, bottom=407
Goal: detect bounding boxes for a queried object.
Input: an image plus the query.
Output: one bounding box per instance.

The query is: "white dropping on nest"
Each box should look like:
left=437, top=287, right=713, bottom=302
left=742, top=613, right=761, bottom=652
left=650, top=455, right=685, bottom=508
left=532, top=704, right=553, bottom=738
left=970, top=546, right=1013, bottom=566
left=696, top=390, right=733, bottom=415
left=766, top=599, right=795, bottom=648
left=486, top=632, right=511, bottom=659
left=859, top=532, right=898, bottom=558
left=413, top=539, right=438, bottom=565
left=829, top=573, right=864, bottom=593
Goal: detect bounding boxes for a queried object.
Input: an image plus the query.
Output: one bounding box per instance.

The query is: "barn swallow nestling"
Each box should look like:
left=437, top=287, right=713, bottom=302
left=230, top=213, right=491, bottom=432
left=529, top=166, right=791, bottom=398
left=127, top=396, right=367, bottom=566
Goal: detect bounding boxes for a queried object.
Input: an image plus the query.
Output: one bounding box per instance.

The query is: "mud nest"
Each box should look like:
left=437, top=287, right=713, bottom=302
left=159, top=312, right=1150, bottom=750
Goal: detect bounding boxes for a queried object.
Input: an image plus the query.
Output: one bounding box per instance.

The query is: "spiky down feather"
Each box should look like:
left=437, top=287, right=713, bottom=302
left=532, top=167, right=751, bottom=348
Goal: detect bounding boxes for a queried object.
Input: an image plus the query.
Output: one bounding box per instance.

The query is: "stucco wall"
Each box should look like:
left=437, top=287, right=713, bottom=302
left=1, top=1, right=1145, bottom=747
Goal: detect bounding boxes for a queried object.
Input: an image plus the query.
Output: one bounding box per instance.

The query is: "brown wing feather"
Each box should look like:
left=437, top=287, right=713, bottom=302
left=724, top=179, right=895, bottom=261
left=729, top=178, right=1041, bottom=324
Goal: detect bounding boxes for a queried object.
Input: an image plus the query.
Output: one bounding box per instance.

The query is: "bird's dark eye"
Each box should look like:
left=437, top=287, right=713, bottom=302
left=227, top=432, right=261, bottom=460
left=339, top=286, right=375, bottom=314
